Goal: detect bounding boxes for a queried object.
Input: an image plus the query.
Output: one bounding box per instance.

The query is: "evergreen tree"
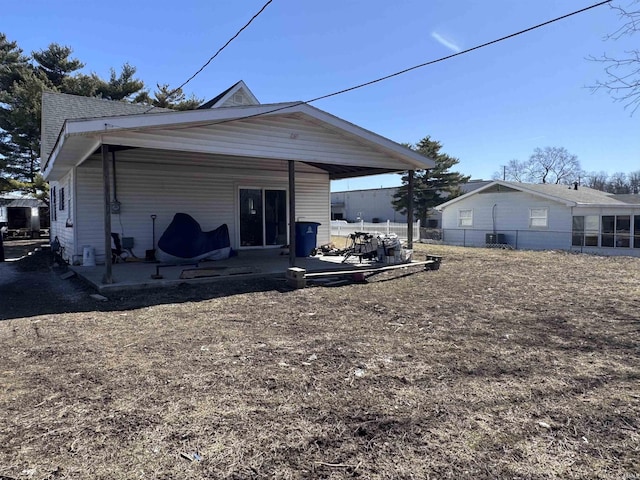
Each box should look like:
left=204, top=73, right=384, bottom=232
left=392, top=136, right=469, bottom=224
left=1, top=33, right=203, bottom=199
left=135, top=83, right=203, bottom=111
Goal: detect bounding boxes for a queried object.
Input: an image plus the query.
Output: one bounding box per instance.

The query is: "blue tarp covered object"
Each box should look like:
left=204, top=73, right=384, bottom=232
left=157, top=213, right=231, bottom=262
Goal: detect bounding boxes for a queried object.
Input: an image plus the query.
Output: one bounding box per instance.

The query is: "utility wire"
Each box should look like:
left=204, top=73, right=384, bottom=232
left=305, top=0, right=611, bottom=104
left=182, top=0, right=611, bottom=127
left=144, top=0, right=273, bottom=113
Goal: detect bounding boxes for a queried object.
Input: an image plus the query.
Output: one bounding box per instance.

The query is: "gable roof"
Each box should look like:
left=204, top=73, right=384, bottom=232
left=41, top=92, right=435, bottom=181
left=198, top=80, right=259, bottom=109
left=436, top=180, right=636, bottom=210
left=41, top=91, right=172, bottom=163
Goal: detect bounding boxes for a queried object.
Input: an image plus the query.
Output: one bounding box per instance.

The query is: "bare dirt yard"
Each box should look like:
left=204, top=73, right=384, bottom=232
left=1, top=242, right=639, bottom=479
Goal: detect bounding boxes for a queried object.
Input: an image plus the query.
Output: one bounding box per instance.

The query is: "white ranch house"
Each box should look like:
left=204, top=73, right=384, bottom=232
left=41, top=81, right=434, bottom=283
left=436, top=180, right=640, bottom=256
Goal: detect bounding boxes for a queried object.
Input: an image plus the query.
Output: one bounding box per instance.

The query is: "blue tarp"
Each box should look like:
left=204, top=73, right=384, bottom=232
left=157, top=213, right=231, bottom=262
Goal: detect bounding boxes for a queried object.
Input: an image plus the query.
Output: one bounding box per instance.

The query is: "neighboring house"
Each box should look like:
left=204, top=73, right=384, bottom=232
left=331, top=180, right=490, bottom=226
left=0, top=195, right=49, bottom=237
left=436, top=180, right=640, bottom=256
left=41, top=81, right=434, bottom=273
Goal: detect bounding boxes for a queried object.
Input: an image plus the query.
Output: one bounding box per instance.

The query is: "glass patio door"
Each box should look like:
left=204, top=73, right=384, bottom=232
left=239, top=188, right=287, bottom=247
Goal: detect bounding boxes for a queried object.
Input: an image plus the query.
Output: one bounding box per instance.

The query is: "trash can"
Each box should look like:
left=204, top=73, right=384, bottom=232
left=295, top=222, right=321, bottom=257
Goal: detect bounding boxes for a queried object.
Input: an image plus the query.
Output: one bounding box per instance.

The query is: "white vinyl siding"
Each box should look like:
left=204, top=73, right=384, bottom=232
left=49, top=170, right=75, bottom=262
left=74, top=150, right=329, bottom=264
left=529, top=208, right=548, bottom=228
left=96, top=115, right=412, bottom=173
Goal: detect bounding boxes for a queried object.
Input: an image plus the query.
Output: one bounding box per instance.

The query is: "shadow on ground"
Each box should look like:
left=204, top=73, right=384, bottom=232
left=0, top=247, right=294, bottom=321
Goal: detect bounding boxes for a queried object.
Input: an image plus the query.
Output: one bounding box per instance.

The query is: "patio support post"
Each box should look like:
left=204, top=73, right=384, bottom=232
left=288, top=160, right=296, bottom=267
left=102, top=144, right=113, bottom=284
left=407, top=170, right=414, bottom=249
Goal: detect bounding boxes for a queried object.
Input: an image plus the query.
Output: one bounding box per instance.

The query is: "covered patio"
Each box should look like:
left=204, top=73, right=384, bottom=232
left=69, top=248, right=433, bottom=293
left=41, top=86, right=435, bottom=292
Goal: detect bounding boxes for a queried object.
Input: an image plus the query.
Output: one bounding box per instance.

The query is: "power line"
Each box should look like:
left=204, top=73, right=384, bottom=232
left=144, top=0, right=273, bottom=113
left=211, top=0, right=612, bottom=125
left=306, top=0, right=611, bottom=104
left=152, top=0, right=610, bottom=127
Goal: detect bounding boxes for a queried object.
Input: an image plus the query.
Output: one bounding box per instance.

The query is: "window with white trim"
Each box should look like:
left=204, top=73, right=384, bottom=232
left=458, top=209, right=473, bottom=227
left=529, top=208, right=548, bottom=228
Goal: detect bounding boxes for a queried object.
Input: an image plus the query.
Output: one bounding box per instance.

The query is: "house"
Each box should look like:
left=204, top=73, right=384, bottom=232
left=41, top=81, right=435, bottom=282
left=331, top=180, right=491, bottom=226
left=0, top=195, right=49, bottom=238
left=436, top=180, right=640, bottom=256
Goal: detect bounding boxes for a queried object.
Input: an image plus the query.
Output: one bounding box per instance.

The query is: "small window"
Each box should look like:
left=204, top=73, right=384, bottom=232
left=52, top=186, right=57, bottom=221
left=529, top=208, right=548, bottom=228
left=458, top=209, right=473, bottom=227
left=59, top=187, right=65, bottom=211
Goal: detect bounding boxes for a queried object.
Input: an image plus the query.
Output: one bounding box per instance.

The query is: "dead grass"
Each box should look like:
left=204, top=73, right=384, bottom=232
left=1, top=244, right=639, bottom=479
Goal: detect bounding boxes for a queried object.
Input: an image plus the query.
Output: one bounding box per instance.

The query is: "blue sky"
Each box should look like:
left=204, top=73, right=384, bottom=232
left=4, top=0, right=638, bottom=191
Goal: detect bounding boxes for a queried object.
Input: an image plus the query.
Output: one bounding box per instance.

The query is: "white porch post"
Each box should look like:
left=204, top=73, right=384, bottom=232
left=288, top=160, right=296, bottom=267
left=102, top=144, right=113, bottom=284
left=407, top=170, right=414, bottom=249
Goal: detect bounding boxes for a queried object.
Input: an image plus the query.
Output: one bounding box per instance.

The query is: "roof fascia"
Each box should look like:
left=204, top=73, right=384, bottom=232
left=50, top=101, right=434, bottom=172
left=299, top=104, right=435, bottom=170
left=435, top=181, right=501, bottom=210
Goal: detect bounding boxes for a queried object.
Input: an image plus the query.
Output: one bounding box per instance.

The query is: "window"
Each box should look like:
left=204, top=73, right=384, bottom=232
left=529, top=208, right=548, bottom=228
left=616, top=215, right=630, bottom=248
left=634, top=216, right=640, bottom=248
left=51, top=186, right=57, bottom=221
left=601, top=215, right=630, bottom=248
left=59, top=187, right=65, bottom=211
left=572, top=215, right=599, bottom=247
left=458, top=209, right=473, bottom=227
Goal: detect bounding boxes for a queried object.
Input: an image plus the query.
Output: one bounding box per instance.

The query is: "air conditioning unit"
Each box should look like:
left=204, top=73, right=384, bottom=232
left=486, top=233, right=506, bottom=244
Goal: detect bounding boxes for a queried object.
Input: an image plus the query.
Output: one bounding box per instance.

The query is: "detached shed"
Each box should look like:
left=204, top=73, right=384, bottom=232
left=41, top=81, right=434, bottom=281
left=0, top=196, right=49, bottom=238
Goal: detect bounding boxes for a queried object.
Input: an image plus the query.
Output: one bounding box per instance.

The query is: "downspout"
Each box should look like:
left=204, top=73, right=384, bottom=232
left=492, top=204, right=497, bottom=235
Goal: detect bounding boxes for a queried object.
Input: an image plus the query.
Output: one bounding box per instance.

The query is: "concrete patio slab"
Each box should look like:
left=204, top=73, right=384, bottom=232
left=69, top=249, right=379, bottom=293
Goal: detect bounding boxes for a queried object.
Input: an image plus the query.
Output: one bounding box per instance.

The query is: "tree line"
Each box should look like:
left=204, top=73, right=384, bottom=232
left=493, top=146, right=640, bottom=194
left=0, top=33, right=202, bottom=201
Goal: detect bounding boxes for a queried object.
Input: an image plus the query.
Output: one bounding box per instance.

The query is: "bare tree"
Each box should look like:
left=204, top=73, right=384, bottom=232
left=608, top=172, right=631, bottom=193
left=628, top=170, right=640, bottom=193
left=528, top=147, right=582, bottom=184
left=590, top=1, right=640, bottom=114
left=492, top=159, right=529, bottom=181
left=583, top=171, right=610, bottom=191
left=495, top=147, right=581, bottom=184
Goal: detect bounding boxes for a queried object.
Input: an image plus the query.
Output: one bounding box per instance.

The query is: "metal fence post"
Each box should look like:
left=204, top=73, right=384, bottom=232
left=386, top=219, right=390, bottom=235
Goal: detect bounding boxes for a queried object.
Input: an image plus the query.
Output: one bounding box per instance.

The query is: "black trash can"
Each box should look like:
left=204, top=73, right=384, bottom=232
left=295, top=221, right=321, bottom=257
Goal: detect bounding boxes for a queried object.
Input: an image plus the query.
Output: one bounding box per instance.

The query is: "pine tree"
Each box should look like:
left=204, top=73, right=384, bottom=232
left=392, top=136, right=469, bottom=224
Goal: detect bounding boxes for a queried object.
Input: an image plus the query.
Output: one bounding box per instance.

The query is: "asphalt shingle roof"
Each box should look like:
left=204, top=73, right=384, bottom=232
left=501, top=181, right=629, bottom=205
left=40, top=91, right=172, bottom=162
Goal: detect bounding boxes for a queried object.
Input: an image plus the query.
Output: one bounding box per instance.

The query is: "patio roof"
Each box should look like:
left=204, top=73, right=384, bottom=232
left=42, top=98, right=435, bottom=181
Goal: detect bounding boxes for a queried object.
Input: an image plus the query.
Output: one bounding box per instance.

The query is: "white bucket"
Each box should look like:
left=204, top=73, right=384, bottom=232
left=82, top=246, right=96, bottom=266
